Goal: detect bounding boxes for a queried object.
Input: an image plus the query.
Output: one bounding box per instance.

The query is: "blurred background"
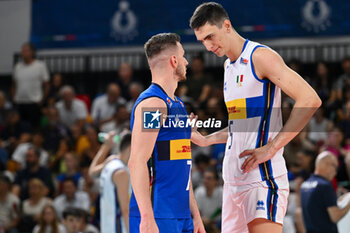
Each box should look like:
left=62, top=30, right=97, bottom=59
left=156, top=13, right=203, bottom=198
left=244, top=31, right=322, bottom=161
left=1, top=0, right=350, bottom=233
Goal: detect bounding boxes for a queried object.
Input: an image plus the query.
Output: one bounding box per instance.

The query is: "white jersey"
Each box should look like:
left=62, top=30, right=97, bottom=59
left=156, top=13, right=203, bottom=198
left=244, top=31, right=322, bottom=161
left=223, top=39, right=287, bottom=185
left=100, top=158, right=127, bottom=233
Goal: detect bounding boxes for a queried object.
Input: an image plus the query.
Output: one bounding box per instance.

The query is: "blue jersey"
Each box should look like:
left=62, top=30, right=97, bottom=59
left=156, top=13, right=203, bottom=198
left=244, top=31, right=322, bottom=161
left=129, top=83, right=192, bottom=219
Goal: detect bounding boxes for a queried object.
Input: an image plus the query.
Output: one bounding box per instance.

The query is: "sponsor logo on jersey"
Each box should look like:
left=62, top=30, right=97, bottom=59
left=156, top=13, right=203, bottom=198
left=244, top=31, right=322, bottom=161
left=225, top=98, right=247, bottom=120
left=170, top=139, right=192, bottom=160
left=240, top=57, right=248, bottom=65
left=256, top=200, right=265, bottom=210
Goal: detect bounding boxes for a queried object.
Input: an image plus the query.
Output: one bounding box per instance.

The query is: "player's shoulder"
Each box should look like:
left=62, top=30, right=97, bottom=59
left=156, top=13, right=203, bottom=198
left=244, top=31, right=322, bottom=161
left=135, top=97, right=167, bottom=113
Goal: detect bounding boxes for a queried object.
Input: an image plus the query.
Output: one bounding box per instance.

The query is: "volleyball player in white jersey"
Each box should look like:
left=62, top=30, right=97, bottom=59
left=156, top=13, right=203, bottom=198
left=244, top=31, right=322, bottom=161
left=190, top=2, right=321, bottom=233
left=89, top=132, right=131, bottom=233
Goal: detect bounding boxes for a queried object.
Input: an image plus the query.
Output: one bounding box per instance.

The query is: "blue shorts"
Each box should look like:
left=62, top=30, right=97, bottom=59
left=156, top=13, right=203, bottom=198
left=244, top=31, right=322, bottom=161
left=129, top=217, right=193, bottom=233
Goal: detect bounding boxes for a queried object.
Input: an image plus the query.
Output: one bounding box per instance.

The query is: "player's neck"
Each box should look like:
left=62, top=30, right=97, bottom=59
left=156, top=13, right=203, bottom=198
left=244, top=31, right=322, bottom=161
left=226, top=33, right=246, bottom=62
left=152, top=77, right=177, bottom=100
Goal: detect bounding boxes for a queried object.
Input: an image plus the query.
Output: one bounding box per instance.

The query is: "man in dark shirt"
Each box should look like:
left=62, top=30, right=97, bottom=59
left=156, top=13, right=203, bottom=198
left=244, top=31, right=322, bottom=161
left=300, top=151, right=350, bottom=233
left=12, top=146, right=54, bottom=200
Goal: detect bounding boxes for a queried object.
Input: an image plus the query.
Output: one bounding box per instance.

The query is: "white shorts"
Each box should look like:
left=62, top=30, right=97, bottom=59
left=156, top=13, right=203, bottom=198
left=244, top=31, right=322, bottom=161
left=222, top=174, right=289, bottom=233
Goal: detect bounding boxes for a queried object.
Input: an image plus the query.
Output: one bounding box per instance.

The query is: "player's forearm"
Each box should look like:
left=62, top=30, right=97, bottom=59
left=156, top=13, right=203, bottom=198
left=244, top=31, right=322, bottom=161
left=189, top=182, right=201, bottom=219
left=206, top=126, right=228, bottom=145
left=128, top=160, right=154, bottom=219
left=191, top=127, right=228, bottom=147
left=270, top=98, right=321, bottom=152
left=88, top=144, right=110, bottom=176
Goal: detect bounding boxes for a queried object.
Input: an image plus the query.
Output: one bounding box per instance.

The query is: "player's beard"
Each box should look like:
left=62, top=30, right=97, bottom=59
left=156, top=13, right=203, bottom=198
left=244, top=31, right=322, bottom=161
left=175, top=65, right=186, bottom=82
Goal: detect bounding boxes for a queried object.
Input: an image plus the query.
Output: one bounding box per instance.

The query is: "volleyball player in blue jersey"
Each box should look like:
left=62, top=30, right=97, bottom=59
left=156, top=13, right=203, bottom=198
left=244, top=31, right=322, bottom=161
left=128, top=33, right=205, bottom=233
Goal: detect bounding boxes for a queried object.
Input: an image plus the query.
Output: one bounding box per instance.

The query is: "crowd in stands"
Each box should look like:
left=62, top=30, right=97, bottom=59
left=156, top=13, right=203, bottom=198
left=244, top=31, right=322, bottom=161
left=1, top=42, right=350, bottom=233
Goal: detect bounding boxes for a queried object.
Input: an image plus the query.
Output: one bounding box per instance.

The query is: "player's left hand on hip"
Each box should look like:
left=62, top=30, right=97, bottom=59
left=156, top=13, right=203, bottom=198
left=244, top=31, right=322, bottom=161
left=239, top=139, right=277, bottom=173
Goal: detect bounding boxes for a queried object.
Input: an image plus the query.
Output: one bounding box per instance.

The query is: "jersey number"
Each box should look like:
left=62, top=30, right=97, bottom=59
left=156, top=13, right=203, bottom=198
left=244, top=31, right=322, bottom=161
left=186, top=160, right=192, bottom=191
left=228, top=120, right=233, bottom=149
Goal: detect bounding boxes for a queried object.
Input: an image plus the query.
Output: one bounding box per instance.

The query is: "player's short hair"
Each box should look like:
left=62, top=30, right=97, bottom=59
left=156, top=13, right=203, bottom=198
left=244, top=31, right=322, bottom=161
left=120, top=132, right=131, bottom=152
left=190, top=2, right=229, bottom=29
left=144, top=33, right=180, bottom=59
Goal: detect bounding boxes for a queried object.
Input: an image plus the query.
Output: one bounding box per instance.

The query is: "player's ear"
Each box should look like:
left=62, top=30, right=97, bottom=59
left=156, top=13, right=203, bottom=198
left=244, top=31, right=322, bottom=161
left=170, top=55, right=178, bottom=68
left=223, top=19, right=231, bottom=32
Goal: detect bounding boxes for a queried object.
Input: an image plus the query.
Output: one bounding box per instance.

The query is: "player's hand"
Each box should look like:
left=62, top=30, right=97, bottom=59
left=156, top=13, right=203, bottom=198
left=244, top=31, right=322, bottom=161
left=189, top=112, right=198, bottom=131
left=193, top=216, right=206, bottom=233
left=239, top=139, right=277, bottom=173
left=104, top=131, right=117, bottom=148
left=140, top=217, right=159, bottom=233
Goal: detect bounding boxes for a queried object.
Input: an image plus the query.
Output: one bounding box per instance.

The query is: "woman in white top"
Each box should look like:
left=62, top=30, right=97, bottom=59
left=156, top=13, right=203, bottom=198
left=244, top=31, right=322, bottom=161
left=23, top=178, right=52, bottom=221
left=33, top=204, right=66, bottom=233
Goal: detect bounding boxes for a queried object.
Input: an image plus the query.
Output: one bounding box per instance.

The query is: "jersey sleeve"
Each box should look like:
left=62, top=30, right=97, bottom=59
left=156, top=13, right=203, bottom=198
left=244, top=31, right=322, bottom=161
left=321, top=183, right=337, bottom=208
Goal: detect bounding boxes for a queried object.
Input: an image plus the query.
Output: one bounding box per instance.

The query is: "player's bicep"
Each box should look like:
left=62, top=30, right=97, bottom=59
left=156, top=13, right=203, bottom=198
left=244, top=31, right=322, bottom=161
left=130, top=98, right=167, bottom=163
left=254, top=48, right=318, bottom=105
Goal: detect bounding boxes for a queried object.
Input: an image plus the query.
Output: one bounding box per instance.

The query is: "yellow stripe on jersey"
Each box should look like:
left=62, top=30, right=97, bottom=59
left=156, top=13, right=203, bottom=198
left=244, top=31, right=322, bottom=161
left=225, top=98, right=247, bottom=120
left=170, top=139, right=192, bottom=160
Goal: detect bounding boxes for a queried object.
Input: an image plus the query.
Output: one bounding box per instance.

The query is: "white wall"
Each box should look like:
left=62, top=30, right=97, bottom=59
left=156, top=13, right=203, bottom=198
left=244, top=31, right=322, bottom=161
left=0, top=0, right=31, bottom=75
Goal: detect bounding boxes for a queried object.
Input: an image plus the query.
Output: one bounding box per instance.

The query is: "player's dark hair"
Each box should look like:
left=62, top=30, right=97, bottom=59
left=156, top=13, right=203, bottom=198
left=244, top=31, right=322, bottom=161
left=120, top=133, right=131, bottom=152
left=190, top=2, right=229, bottom=29
left=144, top=33, right=180, bottom=59
left=62, top=207, right=83, bottom=219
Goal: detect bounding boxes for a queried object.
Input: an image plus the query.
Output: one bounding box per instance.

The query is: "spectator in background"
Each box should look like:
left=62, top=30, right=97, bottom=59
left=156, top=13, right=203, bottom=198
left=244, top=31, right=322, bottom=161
left=0, top=175, right=20, bottom=233
left=321, top=127, right=350, bottom=187
left=55, top=86, right=88, bottom=129
left=78, top=161, right=99, bottom=205
left=100, top=103, right=129, bottom=134
left=195, top=168, right=222, bottom=232
left=306, top=107, right=332, bottom=145
left=126, top=82, right=143, bottom=113
left=91, top=83, right=126, bottom=128
left=192, top=154, right=211, bottom=190
left=12, top=131, right=49, bottom=171
left=42, top=107, right=69, bottom=153
left=184, top=55, right=213, bottom=106
left=0, top=91, right=12, bottom=132
left=56, top=152, right=82, bottom=194
left=12, top=42, right=49, bottom=128
left=81, top=126, right=101, bottom=165
left=12, top=147, right=54, bottom=200
left=0, top=109, right=32, bottom=153
left=78, top=209, right=99, bottom=233
left=62, top=208, right=83, bottom=233
left=300, top=151, right=350, bottom=233
left=19, top=179, right=52, bottom=233
left=49, top=138, right=72, bottom=175
left=22, top=178, right=52, bottom=221
left=116, top=63, right=135, bottom=101
left=53, top=178, right=90, bottom=219
left=69, top=125, right=90, bottom=157
left=32, top=204, right=66, bottom=233
left=47, top=73, right=64, bottom=107
left=333, top=57, right=350, bottom=101
left=313, top=62, right=333, bottom=103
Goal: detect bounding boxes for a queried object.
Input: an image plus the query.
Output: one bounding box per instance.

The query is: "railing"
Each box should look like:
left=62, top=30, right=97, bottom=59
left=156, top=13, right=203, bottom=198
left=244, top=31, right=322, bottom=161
left=14, top=42, right=350, bottom=73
